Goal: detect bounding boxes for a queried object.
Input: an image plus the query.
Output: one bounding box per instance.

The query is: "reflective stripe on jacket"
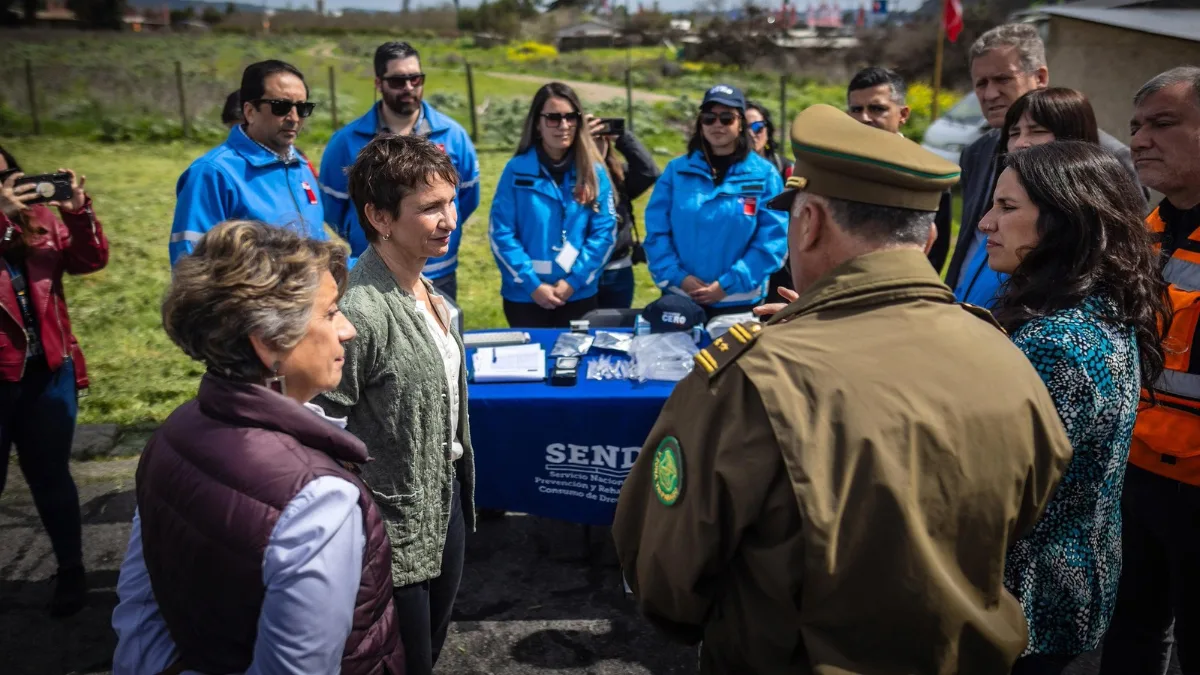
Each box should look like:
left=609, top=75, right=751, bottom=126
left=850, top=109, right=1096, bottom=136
left=1132, top=205, right=1200, bottom=485
left=643, top=150, right=787, bottom=308
left=319, top=102, right=480, bottom=275
left=488, top=148, right=617, bottom=303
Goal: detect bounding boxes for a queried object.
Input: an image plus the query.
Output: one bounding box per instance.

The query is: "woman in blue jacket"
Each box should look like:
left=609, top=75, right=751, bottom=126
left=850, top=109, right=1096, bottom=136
left=489, top=82, right=617, bottom=328
left=643, top=84, right=788, bottom=320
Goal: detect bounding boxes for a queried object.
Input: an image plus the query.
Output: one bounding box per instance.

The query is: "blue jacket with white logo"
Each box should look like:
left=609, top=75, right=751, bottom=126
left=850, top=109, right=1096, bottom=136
left=319, top=101, right=481, bottom=275
left=489, top=148, right=617, bottom=303
left=643, top=150, right=788, bottom=308
left=169, top=125, right=328, bottom=266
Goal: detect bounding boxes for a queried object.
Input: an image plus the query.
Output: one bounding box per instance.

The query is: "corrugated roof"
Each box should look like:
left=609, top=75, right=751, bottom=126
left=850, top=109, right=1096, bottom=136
left=1041, top=7, right=1200, bottom=42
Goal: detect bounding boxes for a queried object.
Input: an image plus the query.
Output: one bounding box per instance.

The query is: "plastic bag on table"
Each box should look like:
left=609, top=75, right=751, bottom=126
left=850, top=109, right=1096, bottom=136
left=630, top=332, right=700, bottom=383
left=586, top=354, right=632, bottom=380
left=550, top=332, right=595, bottom=357
left=593, top=330, right=634, bottom=354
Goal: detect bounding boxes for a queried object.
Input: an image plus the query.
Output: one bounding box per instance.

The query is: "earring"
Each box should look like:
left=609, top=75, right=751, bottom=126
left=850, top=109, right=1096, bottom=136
left=381, top=231, right=392, bottom=241
left=265, top=361, right=287, bottom=396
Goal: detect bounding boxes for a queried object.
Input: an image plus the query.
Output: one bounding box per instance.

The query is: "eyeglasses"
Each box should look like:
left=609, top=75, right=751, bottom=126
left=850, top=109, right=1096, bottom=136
left=700, top=111, right=739, bottom=127
left=254, top=99, right=316, bottom=118
left=748, top=121, right=767, bottom=134
left=382, top=73, right=426, bottom=89
left=541, top=112, right=581, bottom=127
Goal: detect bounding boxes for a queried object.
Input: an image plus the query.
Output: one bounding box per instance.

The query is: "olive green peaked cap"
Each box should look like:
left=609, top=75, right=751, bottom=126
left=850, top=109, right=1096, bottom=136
left=766, top=103, right=962, bottom=213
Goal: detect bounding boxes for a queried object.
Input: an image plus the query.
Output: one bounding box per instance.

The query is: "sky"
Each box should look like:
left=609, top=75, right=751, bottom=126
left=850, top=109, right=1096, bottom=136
left=303, top=0, right=925, bottom=15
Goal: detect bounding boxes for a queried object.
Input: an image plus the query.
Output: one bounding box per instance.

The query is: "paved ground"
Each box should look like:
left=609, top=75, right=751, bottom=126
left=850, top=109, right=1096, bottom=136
left=0, top=458, right=697, bottom=675
left=0, top=457, right=1183, bottom=674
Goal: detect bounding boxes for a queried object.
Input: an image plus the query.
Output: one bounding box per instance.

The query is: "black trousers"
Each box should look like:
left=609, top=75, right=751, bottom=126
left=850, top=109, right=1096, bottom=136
left=0, top=357, right=82, bottom=571
left=1099, top=464, right=1200, bottom=675
left=392, top=479, right=465, bottom=675
left=503, top=295, right=599, bottom=329
left=429, top=272, right=457, bottom=302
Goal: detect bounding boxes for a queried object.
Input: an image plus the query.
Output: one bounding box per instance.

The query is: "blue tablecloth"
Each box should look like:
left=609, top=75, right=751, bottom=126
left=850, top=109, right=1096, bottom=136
left=466, top=328, right=680, bottom=525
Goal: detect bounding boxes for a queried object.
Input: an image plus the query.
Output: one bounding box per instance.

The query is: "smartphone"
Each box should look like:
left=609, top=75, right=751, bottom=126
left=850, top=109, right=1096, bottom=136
left=13, top=173, right=73, bottom=205
left=598, top=118, right=625, bottom=136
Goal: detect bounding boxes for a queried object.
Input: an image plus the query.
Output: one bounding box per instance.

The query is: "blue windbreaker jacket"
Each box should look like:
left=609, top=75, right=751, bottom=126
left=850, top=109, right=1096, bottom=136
left=169, top=125, right=328, bottom=266
left=319, top=101, right=481, bottom=274
left=489, top=148, right=617, bottom=303
left=643, top=150, right=788, bottom=308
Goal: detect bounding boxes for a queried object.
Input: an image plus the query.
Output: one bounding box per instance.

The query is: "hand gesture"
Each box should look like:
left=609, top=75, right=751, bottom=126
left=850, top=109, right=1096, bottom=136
left=0, top=171, right=38, bottom=219
left=532, top=283, right=566, bottom=310
left=552, top=279, right=575, bottom=302
left=690, top=280, right=727, bottom=306
left=680, top=275, right=706, bottom=294
left=752, top=287, right=800, bottom=319
left=48, top=169, right=87, bottom=213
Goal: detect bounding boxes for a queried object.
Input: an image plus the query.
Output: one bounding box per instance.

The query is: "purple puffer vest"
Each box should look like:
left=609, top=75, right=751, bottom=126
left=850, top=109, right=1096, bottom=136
left=135, top=374, right=405, bottom=675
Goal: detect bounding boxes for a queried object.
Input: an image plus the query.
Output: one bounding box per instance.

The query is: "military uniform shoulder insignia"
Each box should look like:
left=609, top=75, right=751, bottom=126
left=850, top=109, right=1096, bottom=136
left=959, top=302, right=1008, bottom=336
left=693, top=321, right=763, bottom=379
left=652, top=436, right=685, bottom=506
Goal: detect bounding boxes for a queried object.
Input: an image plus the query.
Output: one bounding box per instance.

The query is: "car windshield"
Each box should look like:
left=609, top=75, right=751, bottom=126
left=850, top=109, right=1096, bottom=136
left=944, top=95, right=984, bottom=125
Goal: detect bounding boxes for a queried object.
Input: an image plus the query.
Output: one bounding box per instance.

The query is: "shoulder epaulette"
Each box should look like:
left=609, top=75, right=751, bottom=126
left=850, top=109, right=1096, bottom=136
left=694, top=321, right=764, bottom=380
left=959, top=302, right=1008, bottom=336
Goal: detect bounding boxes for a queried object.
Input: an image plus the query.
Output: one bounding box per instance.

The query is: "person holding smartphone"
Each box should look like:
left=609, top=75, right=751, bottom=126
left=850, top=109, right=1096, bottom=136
left=585, top=114, right=660, bottom=309
left=0, top=145, right=108, bottom=617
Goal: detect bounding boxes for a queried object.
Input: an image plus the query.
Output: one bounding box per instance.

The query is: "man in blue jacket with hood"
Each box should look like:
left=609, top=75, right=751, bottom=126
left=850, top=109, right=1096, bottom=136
left=169, top=60, right=329, bottom=266
left=319, top=41, right=480, bottom=300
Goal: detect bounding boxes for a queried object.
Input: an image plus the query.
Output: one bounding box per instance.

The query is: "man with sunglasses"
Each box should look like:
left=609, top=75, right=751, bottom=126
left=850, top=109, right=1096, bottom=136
left=319, top=41, right=480, bottom=297
left=169, top=60, right=327, bottom=266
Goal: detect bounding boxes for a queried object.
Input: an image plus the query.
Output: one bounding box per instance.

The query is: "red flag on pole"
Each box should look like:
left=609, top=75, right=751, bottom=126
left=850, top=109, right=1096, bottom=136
left=944, top=0, right=963, bottom=43
left=857, top=3, right=866, bottom=27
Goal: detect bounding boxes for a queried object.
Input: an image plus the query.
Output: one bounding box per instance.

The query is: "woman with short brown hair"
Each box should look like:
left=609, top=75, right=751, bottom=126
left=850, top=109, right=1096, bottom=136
left=112, top=220, right=405, bottom=675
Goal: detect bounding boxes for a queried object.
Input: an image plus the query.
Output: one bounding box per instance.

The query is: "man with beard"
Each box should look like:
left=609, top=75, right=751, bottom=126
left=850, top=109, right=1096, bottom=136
left=319, top=41, right=480, bottom=298
left=169, top=61, right=328, bottom=266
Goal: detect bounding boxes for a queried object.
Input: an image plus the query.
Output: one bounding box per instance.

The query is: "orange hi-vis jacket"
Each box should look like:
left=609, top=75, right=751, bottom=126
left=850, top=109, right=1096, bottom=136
left=1133, top=204, right=1200, bottom=485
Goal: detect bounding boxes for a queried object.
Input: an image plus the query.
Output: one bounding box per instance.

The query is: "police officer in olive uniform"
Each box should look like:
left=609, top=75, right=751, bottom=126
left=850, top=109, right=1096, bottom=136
left=611, top=104, right=1074, bottom=675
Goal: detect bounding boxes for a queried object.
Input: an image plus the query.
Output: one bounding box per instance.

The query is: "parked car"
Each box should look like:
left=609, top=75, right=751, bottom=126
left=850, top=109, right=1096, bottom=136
left=920, top=95, right=987, bottom=165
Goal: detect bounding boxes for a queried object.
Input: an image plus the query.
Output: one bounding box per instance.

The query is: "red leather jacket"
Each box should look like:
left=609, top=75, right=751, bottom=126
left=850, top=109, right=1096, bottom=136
left=0, top=199, right=108, bottom=390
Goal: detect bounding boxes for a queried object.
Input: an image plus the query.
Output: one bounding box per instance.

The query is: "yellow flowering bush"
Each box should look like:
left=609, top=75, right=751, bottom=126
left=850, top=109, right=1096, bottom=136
left=906, top=82, right=960, bottom=122
left=506, top=41, right=559, bottom=63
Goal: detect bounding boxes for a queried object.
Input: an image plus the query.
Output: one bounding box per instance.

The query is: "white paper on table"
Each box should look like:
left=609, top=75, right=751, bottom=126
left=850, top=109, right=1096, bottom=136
left=472, top=344, right=547, bottom=382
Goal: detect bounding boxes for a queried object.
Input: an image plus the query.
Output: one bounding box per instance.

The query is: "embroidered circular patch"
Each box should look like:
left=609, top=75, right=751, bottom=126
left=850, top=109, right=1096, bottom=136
left=653, top=436, right=684, bottom=506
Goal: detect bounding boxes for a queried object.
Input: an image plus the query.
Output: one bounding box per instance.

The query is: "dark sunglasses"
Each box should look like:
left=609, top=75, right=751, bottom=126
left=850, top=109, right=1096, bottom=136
left=541, top=112, right=581, bottom=127
left=254, top=99, right=316, bottom=118
left=382, top=73, right=426, bottom=89
left=748, top=120, right=767, bottom=134
left=700, top=111, right=739, bottom=127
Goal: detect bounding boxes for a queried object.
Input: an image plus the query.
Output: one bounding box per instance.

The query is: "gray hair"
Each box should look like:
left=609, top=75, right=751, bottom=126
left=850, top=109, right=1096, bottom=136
left=970, top=23, right=1046, bottom=73
left=1135, top=66, right=1200, bottom=107
left=797, top=193, right=935, bottom=245
left=162, top=220, right=349, bottom=382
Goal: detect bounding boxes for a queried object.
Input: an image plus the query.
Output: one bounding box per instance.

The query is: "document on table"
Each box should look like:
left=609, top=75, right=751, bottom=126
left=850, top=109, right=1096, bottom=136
left=472, top=343, right=547, bottom=382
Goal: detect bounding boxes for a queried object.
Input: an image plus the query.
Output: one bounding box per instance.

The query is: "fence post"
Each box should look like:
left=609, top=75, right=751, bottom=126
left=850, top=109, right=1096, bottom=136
left=625, top=68, right=634, bottom=132
left=174, top=61, right=190, bottom=139
left=329, top=66, right=339, bottom=131
left=25, top=59, right=40, bottom=135
left=465, top=61, right=479, bottom=144
left=779, top=74, right=787, bottom=138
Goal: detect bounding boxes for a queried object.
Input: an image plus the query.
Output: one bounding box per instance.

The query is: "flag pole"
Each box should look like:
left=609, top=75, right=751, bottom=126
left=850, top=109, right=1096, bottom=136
left=932, top=0, right=945, bottom=121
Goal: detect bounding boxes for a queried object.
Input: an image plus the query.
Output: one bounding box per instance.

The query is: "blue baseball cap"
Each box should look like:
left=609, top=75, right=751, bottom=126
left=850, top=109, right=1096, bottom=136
left=643, top=295, right=707, bottom=334
left=701, top=84, right=746, bottom=111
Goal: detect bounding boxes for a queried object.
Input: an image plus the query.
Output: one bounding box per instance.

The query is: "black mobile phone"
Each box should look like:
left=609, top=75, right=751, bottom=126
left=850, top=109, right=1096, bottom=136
left=599, top=117, right=625, bottom=136
left=14, top=173, right=73, bottom=205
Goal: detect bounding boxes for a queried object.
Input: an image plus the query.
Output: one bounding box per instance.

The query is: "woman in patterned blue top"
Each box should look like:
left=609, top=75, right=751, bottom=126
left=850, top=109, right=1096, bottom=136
left=979, top=141, right=1171, bottom=675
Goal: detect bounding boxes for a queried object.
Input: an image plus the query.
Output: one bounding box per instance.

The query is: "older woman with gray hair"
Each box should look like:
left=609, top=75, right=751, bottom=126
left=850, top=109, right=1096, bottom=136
left=315, top=134, right=475, bottom=675
left=111, top=220, right=405, bottom=675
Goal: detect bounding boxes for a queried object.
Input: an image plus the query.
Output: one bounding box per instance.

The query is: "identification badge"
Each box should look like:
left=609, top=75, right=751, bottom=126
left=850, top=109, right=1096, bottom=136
left=555, top=241, right=580, bottom=273
left=743, top=196, right=758, bottom=216
left=301, top=181, right=318, bottom=205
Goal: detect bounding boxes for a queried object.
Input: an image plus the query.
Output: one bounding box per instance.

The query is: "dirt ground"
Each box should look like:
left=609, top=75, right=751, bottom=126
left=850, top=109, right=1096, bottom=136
left=0, top=457, right=1183, bottom=675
